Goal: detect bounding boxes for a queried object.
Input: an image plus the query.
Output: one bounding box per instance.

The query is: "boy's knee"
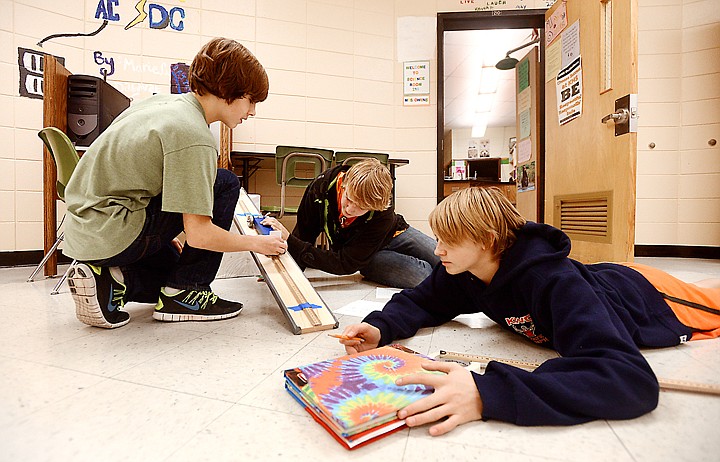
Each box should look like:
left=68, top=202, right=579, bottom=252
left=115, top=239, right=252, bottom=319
left=216, top=168, right=240, bottom=186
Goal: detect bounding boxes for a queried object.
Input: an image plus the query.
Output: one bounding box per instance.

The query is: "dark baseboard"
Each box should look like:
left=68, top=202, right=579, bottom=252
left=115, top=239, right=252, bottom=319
left=0, top=250, right=73, bottom=268
left=635, top=245, right=720, bottom=259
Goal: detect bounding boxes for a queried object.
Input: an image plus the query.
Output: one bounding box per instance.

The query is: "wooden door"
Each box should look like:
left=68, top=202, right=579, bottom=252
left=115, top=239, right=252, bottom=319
left=515, top=46, right=541, bottom=221
left=544, top=0, right=638, bottom=263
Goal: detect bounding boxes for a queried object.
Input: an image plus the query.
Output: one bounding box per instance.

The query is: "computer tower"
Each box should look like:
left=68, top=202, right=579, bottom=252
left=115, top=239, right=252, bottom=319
left=67, top=75, right=131, bottom=148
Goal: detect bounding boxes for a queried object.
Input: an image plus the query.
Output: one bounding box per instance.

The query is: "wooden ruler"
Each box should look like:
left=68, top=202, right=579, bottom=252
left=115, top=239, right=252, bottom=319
left=233, top=189, right=338, bottom=334
left=436, top=350, right=720, bottom=397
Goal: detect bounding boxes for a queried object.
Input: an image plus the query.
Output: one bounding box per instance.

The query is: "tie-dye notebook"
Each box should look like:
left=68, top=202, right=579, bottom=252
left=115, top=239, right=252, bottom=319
left=283, top=345, right=438, bottom=449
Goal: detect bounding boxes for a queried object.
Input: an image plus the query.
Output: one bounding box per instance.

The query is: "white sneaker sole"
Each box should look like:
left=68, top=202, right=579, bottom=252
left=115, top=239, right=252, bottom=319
left=152, top=307, right=242, bottom=322
left=68, top=264, right=129, bottom=329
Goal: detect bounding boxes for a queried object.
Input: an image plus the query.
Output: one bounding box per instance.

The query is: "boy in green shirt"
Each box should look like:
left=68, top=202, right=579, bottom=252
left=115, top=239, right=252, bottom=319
left=63, top=38, right=287, bottom=328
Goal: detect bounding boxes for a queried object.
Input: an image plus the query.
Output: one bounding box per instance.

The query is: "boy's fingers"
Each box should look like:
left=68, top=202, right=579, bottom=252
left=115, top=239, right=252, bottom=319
left=401, top=395, right=445, bottom=423
left=428, top=415, right=461, bottom=436
left=421, top=361, right=459, bottom=374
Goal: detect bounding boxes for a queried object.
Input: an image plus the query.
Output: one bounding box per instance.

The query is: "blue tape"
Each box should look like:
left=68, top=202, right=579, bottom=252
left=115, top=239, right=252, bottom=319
left=288, top=303, right=322, bottom=312
left=253, top=217, right=273, bottom=235
left=236, top=213, right=274, bottom=235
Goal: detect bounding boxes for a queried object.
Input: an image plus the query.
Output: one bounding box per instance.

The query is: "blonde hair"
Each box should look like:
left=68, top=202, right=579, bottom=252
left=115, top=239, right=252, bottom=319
left=342, top=159, right=393, bottom=211
left=429, top=187, right=526, bottom=257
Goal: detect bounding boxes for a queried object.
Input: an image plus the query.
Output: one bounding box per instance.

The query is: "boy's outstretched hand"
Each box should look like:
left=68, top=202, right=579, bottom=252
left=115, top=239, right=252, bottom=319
left=396, top=361, right=483, bottom=436
left=261, top=217, right=290, bottom=240
left=338, top=322, right=381, bottom=354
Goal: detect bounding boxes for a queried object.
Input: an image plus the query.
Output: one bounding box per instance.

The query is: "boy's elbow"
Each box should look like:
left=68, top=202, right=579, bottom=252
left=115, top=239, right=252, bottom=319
left=638, top=378, right=660, bottom=415
left=622, top=375, right=659, bottom=420
left=184, top=229, right=211, bottom=250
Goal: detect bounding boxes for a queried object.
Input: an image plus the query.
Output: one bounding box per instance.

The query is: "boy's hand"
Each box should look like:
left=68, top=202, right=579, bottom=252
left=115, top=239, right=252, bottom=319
left=261, top=217, right=289, bottom=240
left=396, top=361, right=483, bottom=436
left=171, top=237, right=183, bottom=254
left=251, top=234, right=287, bottom=256
left=338, top=322, right=381, bottom=354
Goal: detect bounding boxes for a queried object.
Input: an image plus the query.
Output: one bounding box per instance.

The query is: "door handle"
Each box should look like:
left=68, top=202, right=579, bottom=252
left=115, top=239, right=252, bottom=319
left=602, top=94, right=638, bottom=136
left=601, top=108, right=629, bottom=124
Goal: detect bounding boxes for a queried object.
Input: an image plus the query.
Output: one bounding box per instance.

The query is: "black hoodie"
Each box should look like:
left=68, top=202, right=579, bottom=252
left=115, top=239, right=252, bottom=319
left=364, top=222, right=693, bottom=426
left=287, top=164, right=408, bottom=275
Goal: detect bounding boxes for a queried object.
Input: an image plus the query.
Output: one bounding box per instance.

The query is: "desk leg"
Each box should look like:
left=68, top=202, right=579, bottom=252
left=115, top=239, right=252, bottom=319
left=242, top=159, right=250, bottom=191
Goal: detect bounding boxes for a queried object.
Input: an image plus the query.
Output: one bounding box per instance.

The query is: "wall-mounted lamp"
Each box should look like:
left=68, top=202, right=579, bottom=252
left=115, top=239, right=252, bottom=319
left=495, top=38, right=540, bottom=70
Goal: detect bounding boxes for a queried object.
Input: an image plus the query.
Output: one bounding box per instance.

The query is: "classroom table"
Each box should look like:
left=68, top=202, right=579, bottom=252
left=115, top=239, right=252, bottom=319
left=229, top=151, right=409, bottom=206
left=229, top=151, right=274, bottom=191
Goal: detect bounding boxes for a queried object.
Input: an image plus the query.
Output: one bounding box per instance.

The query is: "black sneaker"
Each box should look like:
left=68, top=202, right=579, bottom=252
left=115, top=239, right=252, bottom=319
left=67, top=263, right=130, bottom=329
left=152, top=289, right=243, bottom=322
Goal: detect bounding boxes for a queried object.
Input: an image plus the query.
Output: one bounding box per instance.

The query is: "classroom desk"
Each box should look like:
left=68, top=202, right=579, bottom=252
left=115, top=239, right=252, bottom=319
left=229, top=151, right=274, bottom=191
left=229, top=151, right=409, bottom=205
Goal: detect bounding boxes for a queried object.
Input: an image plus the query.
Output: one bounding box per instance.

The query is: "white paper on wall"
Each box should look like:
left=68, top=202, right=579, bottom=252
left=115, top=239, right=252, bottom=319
left=397, top=16, right=436, bottom=62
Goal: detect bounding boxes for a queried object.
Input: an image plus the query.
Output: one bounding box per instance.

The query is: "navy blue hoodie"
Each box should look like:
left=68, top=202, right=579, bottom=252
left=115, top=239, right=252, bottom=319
left=364, top=222, right=693, bottom=426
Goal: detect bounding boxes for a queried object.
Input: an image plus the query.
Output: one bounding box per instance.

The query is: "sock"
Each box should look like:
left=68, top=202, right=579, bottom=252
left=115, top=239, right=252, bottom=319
left=163, top=287, right=182, bottom=295
left=109, top=267, right=124, bottom=284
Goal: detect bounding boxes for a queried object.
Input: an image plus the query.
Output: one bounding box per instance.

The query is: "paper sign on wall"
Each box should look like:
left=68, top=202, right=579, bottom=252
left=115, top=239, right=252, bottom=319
left=517, top=138, right=532, bottom=163
left=403, top=61, right=430, bottom=106
left=545, top=1, right=567, bottom=46
left=519, top=110, right=531, bottom=139
left=561, top=21, right=581, bottom=68
left=517, top=58, right=530, bottom=92
left=556, top=56, right=583, bottom=125
left=545, top=39, right=562, bottom=83
left=517, top=87, right=531, bottom=113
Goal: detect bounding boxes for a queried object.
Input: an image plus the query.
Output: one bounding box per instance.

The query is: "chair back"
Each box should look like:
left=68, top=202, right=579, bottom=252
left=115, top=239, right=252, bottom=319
left=38, top=127, right=80, bottom=201
left=334, top=151, right=389, bottom=167
left=275, top=146, right=334, bottom=187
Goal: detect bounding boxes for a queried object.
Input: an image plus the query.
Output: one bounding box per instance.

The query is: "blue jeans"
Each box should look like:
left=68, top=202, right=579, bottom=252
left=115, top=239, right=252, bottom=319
left=87, top=169, right=240, bottom=303
left=359, top=226, right=440, bottom=289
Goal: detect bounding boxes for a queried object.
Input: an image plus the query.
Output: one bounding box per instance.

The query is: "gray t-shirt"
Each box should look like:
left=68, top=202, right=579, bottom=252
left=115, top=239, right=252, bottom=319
left=63, top=92, right=218, bottom=260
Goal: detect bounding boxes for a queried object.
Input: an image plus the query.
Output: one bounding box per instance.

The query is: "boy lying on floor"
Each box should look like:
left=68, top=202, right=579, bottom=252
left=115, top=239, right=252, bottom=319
left=339, top=187, right=720, bottom=434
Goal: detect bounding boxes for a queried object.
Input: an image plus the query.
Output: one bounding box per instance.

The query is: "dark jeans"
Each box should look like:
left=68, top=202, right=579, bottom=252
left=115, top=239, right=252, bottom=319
left=88, top=168, right=240, bottom=303
left=359, top=226, right=440, bottom=289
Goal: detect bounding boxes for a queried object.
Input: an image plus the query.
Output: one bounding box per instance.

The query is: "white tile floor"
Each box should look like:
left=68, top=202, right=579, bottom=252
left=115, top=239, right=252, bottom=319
left=1, top=256, right=719, bottom=462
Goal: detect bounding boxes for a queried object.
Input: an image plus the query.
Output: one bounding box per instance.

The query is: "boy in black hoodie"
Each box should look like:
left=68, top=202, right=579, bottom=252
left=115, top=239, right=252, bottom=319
left=338, top=187, right=720, bottom=433
left=263, top=158, right=439, bottom=289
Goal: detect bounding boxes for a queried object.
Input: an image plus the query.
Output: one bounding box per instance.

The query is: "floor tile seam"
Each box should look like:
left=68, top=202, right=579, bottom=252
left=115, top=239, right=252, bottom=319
left=98, top=375, right=241, bottom=404
left=403, top=429, right=574, bottom=461
left=605, top=420, right=640, bottom=462
left=230, top=340, right=338, bottom=403
left=670, top=345, right=720, bottom=374
left=149, top=394, right=239, bottom=462
left=98, top=330, right=209, bottom=378
left=1, top=358, right=243, bottom=411
left=2, top=370, right=116, bottom=426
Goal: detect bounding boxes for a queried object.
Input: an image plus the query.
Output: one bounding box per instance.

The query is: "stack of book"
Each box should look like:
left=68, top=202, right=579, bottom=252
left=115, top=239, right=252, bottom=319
left=283, top=344, right=438, bottom=449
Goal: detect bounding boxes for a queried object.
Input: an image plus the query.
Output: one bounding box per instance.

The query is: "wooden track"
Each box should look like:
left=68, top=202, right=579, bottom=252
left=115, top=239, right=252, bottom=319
left=233, top=189, right=338, bottom=334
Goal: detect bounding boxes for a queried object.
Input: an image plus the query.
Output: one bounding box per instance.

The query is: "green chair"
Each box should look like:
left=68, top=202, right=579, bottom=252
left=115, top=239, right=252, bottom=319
left=27, top=127, right=80, bottom=294
left=266, top=145, right=334, bottom=218
left=334, top=151, right=389, bottom=167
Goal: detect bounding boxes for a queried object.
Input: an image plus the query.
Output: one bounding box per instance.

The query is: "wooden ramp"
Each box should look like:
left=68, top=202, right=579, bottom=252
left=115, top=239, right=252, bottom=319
left=233, top=189, right=338, bottom=334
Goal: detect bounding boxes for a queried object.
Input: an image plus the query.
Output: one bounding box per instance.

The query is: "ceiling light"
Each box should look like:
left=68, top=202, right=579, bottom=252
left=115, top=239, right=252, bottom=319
left=472, top=113, right=489, bottom=138
left=475, top=93, right=494, bottom=113
left=478, top=66, right=499, bottom=93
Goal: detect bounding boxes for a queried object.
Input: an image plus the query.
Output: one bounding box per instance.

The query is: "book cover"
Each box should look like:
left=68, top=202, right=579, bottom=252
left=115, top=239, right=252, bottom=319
left=284, top=381, right=407, bottom=449
left=283, top=344, right=438, bottom=443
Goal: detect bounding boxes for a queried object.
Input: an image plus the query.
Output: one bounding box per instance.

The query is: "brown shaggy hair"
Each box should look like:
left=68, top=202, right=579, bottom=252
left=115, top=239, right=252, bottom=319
left=189, top=37, right=269, bottom=104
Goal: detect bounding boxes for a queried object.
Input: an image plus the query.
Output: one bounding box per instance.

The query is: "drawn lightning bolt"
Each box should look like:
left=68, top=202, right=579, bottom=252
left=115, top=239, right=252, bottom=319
left=125, top=0, right=148, bottom=30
